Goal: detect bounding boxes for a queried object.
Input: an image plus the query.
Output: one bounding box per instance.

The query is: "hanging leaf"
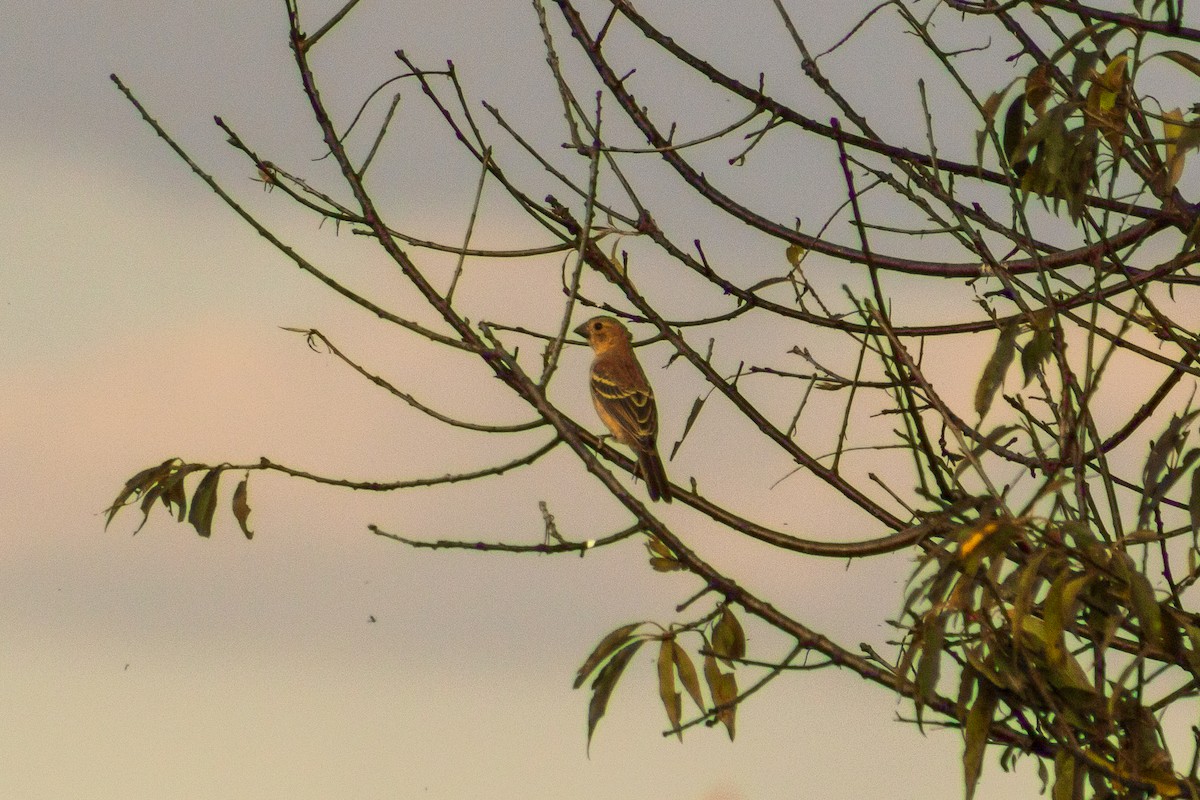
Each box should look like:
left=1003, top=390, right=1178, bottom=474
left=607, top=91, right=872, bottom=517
left=974, top=321, right=1019, bottom=418
left=586, top=639, right=644, bottom=751
left=785, top=244, right=807, bottom=268
left=657, top=638, right=683, bottom=740
left=1020, top=324, right=1054, bottom=386
left=1189, top=466, right=1200, bottom=542
left=671, top=641, right=705, bottom=713
left=574, top=622, right=643, bottom=689
left=232, top=475, right=254, bottom=539
left=1052, top=750, right=1080, bottom=800
left=704, top=654, right=738, bottom=740
left=1158, top=50, right=1200, bottom=79
left=670, top=395, right=707, bottom=460
left=916, top=614, right=947, bottom=714
left=977, top=87, right=1009, bottom=168
left=1002, top=94, right=1028, bottom=174
left=963, top=680, right=998, bottom=800
left=1085, top=55, right=1128, bottom=152
left=105, top=458, right=179, bottom=529
left=1025, top=63, right=1052, bottom=112
left=712, top=607, right=746, bottom=666
left=187, top=468, right=222, bottom=538
left=1163, top=108, right=1186, bottom=192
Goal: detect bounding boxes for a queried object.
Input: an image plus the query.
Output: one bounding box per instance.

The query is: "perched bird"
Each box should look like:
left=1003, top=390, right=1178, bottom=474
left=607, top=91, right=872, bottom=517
left=575, top=316, right=672, bottom=503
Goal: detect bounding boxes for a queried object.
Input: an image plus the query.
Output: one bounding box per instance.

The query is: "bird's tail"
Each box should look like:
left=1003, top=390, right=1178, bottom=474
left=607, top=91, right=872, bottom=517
left=638, top=449, right=672, bottom=503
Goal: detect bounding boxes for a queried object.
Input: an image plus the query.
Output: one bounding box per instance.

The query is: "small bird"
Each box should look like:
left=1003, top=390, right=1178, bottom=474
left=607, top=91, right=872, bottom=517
left=575, top=316, right=672, bottom=503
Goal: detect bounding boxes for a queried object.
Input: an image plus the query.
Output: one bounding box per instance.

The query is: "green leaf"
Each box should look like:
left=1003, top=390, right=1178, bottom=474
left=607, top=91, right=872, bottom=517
left=657, top=638, right=683, bottom=740
left=963, top=680, right=998, bottom=800
left=671, top=641, right=705, bottom=713
left=186, top=468, right=222, bottom=538
left=586, top=639, right=644, bottom=751
left=1128, top=567, right=1164, bottom=648
left=916, top=614, right=946, bottom=713
left=1020, top=325, right=1054, bottom=386
left=975, top=321, right=1019, bottom=418
left=1190, top=466, right=1200, bottom=543
left=574, top=622, right=643, bottom=689
left=785, top=244, right=806, bottom=268
left=232, top=476, right=253, bottom=539
left=1052, top=750, right=1079, bottom=800
left=712, top=607, right=746, bottom=666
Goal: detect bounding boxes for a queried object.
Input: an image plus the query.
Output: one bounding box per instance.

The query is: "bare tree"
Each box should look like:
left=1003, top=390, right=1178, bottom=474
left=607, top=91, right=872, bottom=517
left=108, top=0, right=1200, bottom=797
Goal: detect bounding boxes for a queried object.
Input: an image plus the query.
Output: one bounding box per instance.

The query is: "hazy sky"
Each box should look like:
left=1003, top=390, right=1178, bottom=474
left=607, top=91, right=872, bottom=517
left=0, top=1, right=1097, bottom=798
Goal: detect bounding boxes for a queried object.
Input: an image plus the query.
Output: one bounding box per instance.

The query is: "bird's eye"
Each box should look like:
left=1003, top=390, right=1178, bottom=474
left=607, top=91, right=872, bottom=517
left=592, top=321, right=603, bottom=331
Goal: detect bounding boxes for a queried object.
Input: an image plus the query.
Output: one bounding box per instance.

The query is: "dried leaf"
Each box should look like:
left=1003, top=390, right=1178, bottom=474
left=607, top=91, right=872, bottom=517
left=785, top=244, right=807, bottom=267
left=574, top=622, right=643, bottom=689
left=975, top=321, right=1019, bottom=418
left=1159, top=50, right=1200, bottom=79
left=232, top=475, right=253, bottom=539
left=670, top=395, right=707, bottom=460
left=658, top=638, right=683, bottom=740
left=1002, top=94, right=1028, bottom=173
left=671, top=641, right=705, bottom=713
left=712, top=607, right=746, bottom=666
left=586, top=639, right=644, bottom=750
left=105, top=458, right=177, bottom=529
left=187, top=468, right=222, bottom=538
left=1025, top=63, right=1051, bottom=112
left=1163, top=108, right=1186, bottom=192
left=704, top=654, right=738, bottom=740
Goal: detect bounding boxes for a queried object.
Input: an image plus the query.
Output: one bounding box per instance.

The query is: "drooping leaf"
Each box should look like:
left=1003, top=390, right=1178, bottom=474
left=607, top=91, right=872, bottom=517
left=1002, top=94, right=1028, bottom=174
left=963, top=680, right=998, bottom=800
left=657, top=638, right=683, bottom=740
left=186, top=468, right=222, bottom=538
left=1189, top=465, right=1200, bottom=542
left=1021, top=324, right=1054, bottom=386
left=704, top=654, right=738, bottom=740
left=232, top=475, right=253, bottom=539
left=574, top=622, right=643, bottom=689
left=712, top=607, right=746, bottom=666
left=1052, top=750, right=1080, bottom=800
left=1159, top=50, right=1200, bottom=79
left=1163, top=108, right=1187, bottom=193
left=975, top=321, right=1019, bottom=418
left=1025, top=63, right=1051, bottom=112
left=105, top=458, right=177, bottom=529
left=671, top=641, right=705, bottom=713
left=586, top=639, right=644, bottom=750
left=1126, top=564, right=1164, bottom=648
left=670, top=395, right=707, bottom=460
left=977, top=87, right=1010, bottom=167
left=785, top=244, right=806, bottom=268
left=914, top=613, right=946, bottom=730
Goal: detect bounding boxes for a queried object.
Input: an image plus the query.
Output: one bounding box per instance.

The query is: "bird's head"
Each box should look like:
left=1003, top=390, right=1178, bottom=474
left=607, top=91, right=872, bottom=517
left=575, top=316, right=632, bottom=352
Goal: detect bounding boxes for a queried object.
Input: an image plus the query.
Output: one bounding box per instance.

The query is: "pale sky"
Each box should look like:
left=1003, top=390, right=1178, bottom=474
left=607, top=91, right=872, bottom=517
left=1, top=1, right=1161, bottom=797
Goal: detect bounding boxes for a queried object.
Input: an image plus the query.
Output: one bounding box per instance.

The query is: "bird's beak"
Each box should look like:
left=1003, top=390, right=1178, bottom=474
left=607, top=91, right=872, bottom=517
left=573, top=322, right=589, bottom=338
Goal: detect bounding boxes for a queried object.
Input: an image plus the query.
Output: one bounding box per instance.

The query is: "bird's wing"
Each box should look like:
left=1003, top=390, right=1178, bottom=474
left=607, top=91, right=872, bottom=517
left=591, top=357, right=658, bottom=448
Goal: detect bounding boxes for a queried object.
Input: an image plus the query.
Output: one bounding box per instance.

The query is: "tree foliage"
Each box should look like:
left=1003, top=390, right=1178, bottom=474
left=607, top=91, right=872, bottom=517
left=108, top=0, right=1200, bottom=797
